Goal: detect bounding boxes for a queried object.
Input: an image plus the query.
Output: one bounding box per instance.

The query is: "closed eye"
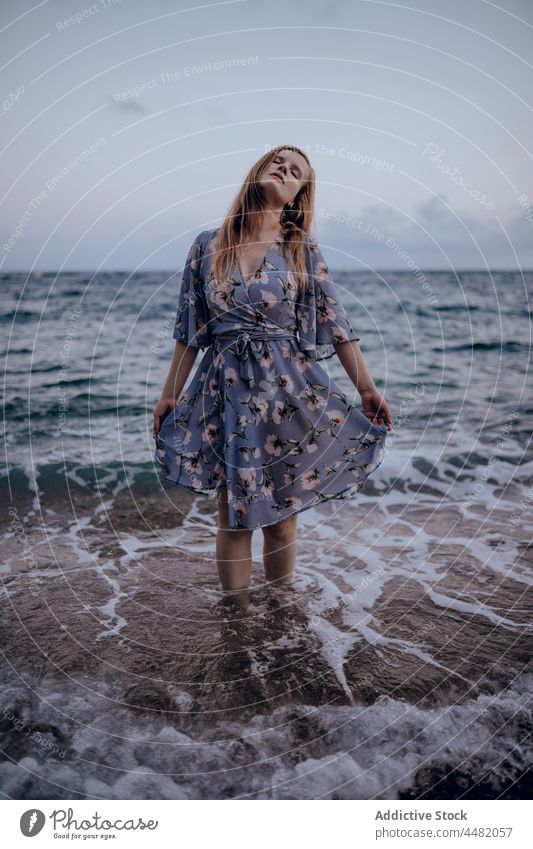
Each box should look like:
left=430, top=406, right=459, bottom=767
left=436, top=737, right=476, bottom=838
left=274, top=156, right=301, bottom=178
left=290, top=163, right=301, bottom=178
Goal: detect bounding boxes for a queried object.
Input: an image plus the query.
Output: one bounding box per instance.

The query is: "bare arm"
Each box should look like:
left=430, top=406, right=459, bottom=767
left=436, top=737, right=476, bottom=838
left=334, top=339, right=393, bottom=430
left=160, top=340, right=198, bottom=400
left=334, top=338, right=375, bottom=394
left=152, top=341, right=198, bottom=437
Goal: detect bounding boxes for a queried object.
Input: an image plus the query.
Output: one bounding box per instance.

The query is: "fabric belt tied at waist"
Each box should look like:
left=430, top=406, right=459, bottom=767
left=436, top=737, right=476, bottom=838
left=213, top=330, right=296, bottom=388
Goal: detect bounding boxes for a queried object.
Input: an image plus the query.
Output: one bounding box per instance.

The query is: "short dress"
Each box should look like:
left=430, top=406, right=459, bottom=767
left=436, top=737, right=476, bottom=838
left=154, top=227, right=387, bottom=530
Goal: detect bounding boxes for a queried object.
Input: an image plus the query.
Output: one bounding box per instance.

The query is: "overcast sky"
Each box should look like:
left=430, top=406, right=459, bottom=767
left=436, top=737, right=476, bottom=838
left=1, top=0, right=532, bottom=270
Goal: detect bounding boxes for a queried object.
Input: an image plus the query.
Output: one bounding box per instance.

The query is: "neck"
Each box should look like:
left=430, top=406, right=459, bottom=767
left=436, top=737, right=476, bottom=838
left=251, top=207, right=284, bottom=240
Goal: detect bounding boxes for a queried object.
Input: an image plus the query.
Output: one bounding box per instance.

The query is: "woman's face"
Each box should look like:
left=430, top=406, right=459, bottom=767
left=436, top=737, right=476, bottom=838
left=258, top=148, right=310, bottom=206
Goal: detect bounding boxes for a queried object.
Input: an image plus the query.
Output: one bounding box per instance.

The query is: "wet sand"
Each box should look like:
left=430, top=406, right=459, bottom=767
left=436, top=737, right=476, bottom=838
left=1, top=477, right=531, bottom=800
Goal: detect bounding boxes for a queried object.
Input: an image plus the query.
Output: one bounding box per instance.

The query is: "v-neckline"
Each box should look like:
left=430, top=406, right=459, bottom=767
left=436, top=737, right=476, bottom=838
left=236, top=231, right=283, bottom=285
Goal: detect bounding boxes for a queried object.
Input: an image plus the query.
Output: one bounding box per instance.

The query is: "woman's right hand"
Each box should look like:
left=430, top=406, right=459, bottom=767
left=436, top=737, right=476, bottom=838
left=152, top=395, right=177, bottom=439
left=360, top=387, right=394, bottom=430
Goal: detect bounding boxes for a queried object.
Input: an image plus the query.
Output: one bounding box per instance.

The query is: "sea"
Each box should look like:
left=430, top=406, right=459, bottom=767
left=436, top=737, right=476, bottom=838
left=1, top=268, right=532, bottom=800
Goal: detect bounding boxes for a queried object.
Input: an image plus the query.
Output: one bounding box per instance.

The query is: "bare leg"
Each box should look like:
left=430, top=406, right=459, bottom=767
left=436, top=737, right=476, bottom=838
left=216, top=487, right=253, bottom=608
left=262, top=515, right=298, bottom=587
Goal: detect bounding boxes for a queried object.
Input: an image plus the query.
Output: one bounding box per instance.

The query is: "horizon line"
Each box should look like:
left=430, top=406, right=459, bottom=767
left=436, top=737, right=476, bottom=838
left=3, top=267, right=533, bottom=275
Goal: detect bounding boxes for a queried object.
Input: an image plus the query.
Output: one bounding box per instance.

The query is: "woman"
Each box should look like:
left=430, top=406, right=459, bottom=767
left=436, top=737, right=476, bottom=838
left=153, top=144, right=393, bottom=602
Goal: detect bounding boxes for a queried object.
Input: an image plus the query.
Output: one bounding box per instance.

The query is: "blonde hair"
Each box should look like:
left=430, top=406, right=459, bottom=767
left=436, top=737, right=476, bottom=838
left=210, top=144, right=315, bottom=294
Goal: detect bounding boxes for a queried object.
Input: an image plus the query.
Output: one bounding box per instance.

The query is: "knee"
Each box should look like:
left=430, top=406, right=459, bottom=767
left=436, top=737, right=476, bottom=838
left=262, top=516, right=297, bottom=545
left=217, top=525, right=252, bottom=539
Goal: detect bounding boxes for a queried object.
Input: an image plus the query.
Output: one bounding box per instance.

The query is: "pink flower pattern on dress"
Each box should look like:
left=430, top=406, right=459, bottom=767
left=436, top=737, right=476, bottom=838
left=155, top=228, right=387, bottom=529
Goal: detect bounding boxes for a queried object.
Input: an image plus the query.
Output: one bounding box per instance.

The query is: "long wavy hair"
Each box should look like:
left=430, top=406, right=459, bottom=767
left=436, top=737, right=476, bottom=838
left=210, top=145, right=315, bottom=294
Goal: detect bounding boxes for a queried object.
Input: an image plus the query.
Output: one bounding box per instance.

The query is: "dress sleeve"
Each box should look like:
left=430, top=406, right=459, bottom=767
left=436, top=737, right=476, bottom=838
left=172, top=230, right=212, bottom=350
left=296, top=235, right=360, bottom=361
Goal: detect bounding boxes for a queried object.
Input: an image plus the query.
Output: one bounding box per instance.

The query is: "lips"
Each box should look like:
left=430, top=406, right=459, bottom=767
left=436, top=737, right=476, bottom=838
left=270, top=172, right=284, bottom=184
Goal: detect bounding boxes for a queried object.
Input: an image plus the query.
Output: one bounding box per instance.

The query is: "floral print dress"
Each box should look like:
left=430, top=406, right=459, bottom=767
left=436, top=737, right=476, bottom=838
left=154, top=227, right=387, bottom=529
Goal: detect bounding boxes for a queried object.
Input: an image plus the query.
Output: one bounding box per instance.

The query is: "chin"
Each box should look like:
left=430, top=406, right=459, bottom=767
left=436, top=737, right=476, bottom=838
left=262, top=177, right=285, bottom=197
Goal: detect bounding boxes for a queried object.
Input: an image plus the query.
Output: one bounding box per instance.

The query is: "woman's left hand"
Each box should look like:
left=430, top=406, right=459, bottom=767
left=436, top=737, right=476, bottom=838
left=360, top=388, right=393, bottom=430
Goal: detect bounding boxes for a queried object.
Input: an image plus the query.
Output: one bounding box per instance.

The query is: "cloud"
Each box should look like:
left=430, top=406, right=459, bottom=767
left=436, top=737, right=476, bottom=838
left=111, top=98, right=147, bottom=114
left=317, top=194, right=533, bottom=270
